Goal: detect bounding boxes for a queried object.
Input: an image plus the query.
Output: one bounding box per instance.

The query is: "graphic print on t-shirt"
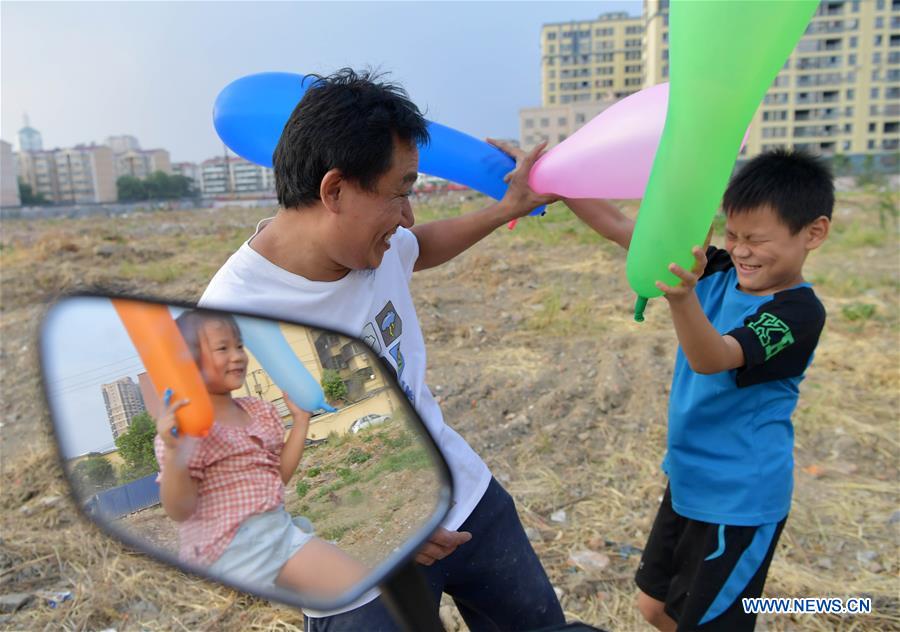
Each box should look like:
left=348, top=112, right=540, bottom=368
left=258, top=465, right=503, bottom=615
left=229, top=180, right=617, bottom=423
left=388, top=343, right=405, bottom=378
left=360, top=322, right=382, bottom=355
left=747, top=312, right=795, bottom=360
left=364, top=302, right=415, bottom=405
left=376, top=301, right=402, bottom=346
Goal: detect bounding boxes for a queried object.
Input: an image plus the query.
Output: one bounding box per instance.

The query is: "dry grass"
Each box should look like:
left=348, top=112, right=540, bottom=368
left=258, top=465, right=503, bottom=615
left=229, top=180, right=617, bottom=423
left=1, top=194, right=898, bottom=631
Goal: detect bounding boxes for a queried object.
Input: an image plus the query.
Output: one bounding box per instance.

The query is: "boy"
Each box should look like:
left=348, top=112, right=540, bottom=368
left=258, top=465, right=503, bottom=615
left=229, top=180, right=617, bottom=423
left=567, top=148, right=832, bottom=630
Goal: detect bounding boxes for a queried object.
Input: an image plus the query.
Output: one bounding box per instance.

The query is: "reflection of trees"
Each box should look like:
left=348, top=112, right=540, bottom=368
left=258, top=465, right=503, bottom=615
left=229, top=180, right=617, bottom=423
left=115, top=412, right=158, bottom=482
left=72, top=454, right=117, bottom=494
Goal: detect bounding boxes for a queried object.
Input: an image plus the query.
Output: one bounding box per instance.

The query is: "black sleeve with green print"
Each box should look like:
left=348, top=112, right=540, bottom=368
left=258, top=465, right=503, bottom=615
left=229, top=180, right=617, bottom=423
left=728, top=287, right=827, bottom=388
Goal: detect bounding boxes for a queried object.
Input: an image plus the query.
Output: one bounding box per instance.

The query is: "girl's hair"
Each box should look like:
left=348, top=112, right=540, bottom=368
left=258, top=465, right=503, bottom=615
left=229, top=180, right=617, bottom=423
left=174, top=309, right=242, bottom=363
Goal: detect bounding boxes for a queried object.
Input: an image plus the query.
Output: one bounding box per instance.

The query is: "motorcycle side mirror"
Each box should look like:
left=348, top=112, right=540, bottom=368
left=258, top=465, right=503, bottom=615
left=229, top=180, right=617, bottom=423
left=37, top=293, right=453, bottom=628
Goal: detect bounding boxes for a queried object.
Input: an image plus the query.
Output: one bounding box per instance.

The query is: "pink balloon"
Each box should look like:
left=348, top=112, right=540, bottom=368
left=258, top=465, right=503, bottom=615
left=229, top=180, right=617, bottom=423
left=528, top=84, right=669, bottom=199
left=529, top=83, right=750, bottom=199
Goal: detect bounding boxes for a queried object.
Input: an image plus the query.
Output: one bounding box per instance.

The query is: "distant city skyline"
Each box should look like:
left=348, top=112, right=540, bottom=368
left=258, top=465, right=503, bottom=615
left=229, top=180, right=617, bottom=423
left=2, top=1, right=641, bottom=163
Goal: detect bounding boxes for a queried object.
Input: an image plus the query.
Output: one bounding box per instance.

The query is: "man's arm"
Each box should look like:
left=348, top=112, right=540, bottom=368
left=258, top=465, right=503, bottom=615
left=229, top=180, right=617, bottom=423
left=411, top=141, right=558, bottom=271
left=658, top=246, right=745, bottom=374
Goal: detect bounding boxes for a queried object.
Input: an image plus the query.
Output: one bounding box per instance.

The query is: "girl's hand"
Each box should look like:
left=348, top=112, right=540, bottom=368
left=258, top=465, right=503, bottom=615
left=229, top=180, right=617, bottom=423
left=283, top=394, right=311, bottom=428
left=156, top=388, right=191, bottom=451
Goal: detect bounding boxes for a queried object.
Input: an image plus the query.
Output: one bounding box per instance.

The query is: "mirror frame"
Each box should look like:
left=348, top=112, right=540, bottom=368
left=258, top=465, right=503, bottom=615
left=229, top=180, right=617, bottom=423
left=38, top=291, right=454, bottom=612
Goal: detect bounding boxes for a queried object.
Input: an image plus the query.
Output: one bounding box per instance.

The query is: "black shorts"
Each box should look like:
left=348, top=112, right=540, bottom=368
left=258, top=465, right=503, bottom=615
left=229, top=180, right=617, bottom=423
left=635, top=486, right=786, bottom=631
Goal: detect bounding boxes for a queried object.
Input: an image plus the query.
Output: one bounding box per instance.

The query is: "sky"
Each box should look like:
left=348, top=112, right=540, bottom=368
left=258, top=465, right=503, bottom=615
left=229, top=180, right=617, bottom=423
left=1, top=1, right=641, bottom=163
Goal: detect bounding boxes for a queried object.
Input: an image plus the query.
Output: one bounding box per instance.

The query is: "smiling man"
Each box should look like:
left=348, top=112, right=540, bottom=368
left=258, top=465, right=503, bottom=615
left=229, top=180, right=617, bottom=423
left=199, top=69, right=563, bottom=631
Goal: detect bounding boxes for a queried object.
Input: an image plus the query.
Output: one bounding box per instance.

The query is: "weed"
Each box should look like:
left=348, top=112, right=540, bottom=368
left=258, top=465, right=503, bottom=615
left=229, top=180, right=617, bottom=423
left=295, top=480, right=310, bottom=498
left=841, top=302, right=877, bottom=322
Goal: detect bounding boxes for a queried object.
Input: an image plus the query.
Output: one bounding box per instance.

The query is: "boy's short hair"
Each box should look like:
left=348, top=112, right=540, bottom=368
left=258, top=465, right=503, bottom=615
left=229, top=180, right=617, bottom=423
left=175, top=310, right=242, bottom=363
left=722, top=148, right=834, bottom=233
left=273, top=68, right=430, bottom=209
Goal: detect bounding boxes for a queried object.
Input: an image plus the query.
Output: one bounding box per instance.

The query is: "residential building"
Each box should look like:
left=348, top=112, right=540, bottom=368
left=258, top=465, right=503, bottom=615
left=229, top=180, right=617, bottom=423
left=200, top=156, right=275, bottom=196
left=17, top=144, right=117, bottom=203
left=115, top=148, right=172, bottom=179
left=1, top=140, right=20, bottom=207
left=520, top=101, right=614, bottom=149
left=101, top=377, right=146, bottom=441
left=541, top=12, right=645, bottom=107
left=535, top=1, right=900, bottom=162
left=17, top=115, right=43, bottom=152
left=105, top=135, right=141, bottom=154
left=171, top=161, right=201, bottom=187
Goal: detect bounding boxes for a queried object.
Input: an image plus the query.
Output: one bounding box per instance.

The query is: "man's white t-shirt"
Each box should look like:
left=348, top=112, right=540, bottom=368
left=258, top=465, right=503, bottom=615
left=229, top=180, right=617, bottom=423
left=199, top=221, right=492, bottom=616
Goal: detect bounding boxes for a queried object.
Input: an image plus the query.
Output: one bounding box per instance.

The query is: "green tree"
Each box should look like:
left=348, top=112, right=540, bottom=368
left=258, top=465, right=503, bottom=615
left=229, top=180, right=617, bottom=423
left=321, top=369, right=348, bottom=404
left=117, top=175, right=148, bottom=202
left=72, top=453, right=117, bottom=493
left=17, top=178, right=47, bottom=205
left=831, top=153, right=851, bottom=177
left=115, top=411, right=158, bottom=482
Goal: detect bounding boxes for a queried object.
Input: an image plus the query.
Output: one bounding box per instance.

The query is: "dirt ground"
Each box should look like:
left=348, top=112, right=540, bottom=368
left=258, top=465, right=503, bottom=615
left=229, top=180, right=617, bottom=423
left=1, top=192, right=898, bottom=631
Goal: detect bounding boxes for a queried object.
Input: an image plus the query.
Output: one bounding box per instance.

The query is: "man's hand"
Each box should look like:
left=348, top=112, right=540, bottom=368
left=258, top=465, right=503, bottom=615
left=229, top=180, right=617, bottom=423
left=414, top=527, right=472, bottom=566
left=655, top=245, right=708, bottom=303
left=487, top=138, right=559, bottom=220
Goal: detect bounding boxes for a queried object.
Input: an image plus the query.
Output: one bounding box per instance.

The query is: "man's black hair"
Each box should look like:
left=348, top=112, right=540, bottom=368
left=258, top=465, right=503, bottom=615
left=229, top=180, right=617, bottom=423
left=175, top=310, right=242, bottom=364
left=722, top=148, right=834, bottom=233
left=273, top=68, right=430, bottom=209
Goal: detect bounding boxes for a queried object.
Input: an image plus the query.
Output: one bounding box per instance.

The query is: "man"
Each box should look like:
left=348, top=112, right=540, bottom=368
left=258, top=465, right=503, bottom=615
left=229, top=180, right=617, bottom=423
left=200, top=68, right=563, bottom=631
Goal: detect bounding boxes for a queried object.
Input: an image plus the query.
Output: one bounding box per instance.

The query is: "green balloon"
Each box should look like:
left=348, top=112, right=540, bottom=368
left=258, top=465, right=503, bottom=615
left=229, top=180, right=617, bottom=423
left=626, top=0, right=819, bottom=320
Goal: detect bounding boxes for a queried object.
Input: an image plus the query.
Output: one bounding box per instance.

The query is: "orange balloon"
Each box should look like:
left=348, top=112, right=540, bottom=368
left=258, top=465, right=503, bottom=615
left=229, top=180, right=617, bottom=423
left=112, top=299, right=214, bottom=437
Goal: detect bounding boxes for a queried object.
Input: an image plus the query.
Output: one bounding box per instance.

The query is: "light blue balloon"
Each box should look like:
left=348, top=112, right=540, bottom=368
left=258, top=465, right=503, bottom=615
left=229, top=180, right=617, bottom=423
left=235, top=315, right=336, bottom=413
left=213, top=72, right=543, bottom=216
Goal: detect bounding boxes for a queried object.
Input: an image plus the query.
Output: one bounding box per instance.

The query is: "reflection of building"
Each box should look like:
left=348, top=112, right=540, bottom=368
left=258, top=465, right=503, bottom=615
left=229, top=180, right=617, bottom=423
left=101, top=377, right=146, bottom=440
left=315, top=334, right=386, bottom=402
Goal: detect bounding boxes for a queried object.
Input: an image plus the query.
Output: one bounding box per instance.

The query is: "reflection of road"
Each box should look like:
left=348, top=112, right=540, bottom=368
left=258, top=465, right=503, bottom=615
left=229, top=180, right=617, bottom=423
left=120, top=504, right=179, bottom=554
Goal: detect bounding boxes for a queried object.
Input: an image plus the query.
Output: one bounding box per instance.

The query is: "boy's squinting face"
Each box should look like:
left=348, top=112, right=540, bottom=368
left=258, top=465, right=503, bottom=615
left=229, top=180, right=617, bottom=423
left=198, top=320, right=248, bottom=394
left=724, top=205, right=827, bottom=295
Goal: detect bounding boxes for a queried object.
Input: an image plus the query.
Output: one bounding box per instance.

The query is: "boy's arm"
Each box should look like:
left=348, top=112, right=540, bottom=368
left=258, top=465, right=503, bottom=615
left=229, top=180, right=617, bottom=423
left=411, top=141, right=558, bottom=271
left=563, top=198, right=634, bottom=250
left=280, top=396, right=311, bottom=484
left=658, top=246, right=746, bottom=374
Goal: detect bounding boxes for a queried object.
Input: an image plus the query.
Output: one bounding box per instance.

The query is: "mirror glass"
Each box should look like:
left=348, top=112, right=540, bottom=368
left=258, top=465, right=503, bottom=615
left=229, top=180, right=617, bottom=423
left=39, top=295, right=451, bottom=610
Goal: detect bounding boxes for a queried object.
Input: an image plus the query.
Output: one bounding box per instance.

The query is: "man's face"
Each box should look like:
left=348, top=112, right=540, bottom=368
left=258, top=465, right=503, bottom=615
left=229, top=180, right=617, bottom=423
left=724, top=205, right=809, bottom=295
left=336, top=138, right=418, bottom=271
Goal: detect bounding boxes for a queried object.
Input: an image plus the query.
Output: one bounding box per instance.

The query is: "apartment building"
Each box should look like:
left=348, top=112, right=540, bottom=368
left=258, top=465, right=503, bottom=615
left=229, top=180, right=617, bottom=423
left=115, top=148, right=172, bottom=179
left=101, top=377, right=146, bottom=441
left=530, top=0, right=899, bottom=162
left=519, top=101, right=614, bottom=149
left=1, top=140, right=20, bottom=207
left=17, top=144, right=117, bottom=204
left=200, top=156, right=275, bottom=196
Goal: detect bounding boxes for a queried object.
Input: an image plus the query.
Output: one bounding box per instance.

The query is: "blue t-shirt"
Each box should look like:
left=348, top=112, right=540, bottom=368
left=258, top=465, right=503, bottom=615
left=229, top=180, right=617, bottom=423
left=663, top=247, right=826, bottom=526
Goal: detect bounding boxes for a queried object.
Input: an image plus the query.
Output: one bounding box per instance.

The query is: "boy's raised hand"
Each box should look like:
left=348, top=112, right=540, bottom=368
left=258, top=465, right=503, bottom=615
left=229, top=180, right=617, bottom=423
left=656, top=245, right=709, bottom=303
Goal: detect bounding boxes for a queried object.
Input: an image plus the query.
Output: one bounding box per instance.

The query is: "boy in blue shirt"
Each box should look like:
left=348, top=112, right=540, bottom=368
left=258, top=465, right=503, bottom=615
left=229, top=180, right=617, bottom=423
left=564, top=148, right=833, bottom=630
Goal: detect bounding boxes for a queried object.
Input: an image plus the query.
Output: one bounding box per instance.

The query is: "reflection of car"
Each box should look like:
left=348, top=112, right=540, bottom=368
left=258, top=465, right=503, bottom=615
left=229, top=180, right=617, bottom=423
left=350, top=413, right=391, bottom=434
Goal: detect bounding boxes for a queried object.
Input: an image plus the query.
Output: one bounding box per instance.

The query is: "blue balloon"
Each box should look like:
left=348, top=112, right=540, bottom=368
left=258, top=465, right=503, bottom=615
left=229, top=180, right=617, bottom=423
left=213, top=72, right=543, bottom=216
left=234, top=315, right=336, bottom=414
